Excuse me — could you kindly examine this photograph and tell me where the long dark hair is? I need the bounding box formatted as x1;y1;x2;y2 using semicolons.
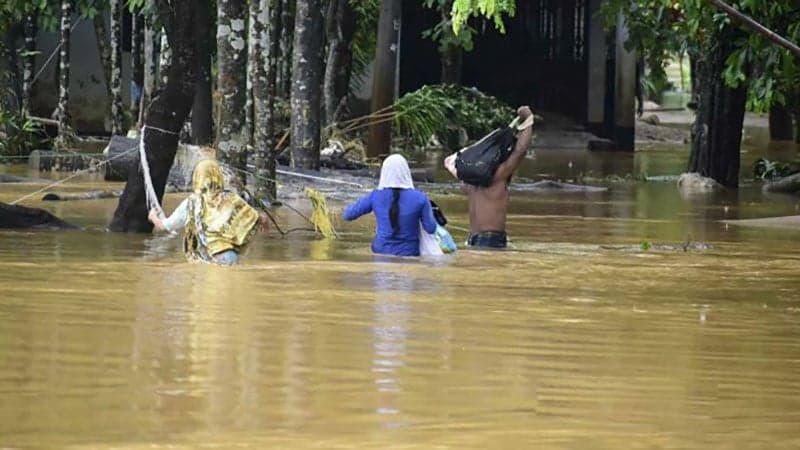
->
389;188;401;235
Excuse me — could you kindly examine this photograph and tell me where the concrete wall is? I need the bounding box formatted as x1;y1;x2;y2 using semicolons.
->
31;12;131;135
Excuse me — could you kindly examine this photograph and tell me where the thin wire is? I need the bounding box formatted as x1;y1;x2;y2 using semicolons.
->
31;17;83;85
10;145;139;205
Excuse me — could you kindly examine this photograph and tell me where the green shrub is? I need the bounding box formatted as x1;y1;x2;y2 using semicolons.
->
0;107;45;157
393;84;515;146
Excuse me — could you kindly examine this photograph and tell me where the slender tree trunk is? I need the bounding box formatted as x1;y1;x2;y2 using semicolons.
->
216;0;249;179
687;31;747;188
251;0;274;199
439;2;462;85
290;0;324;169
440;42;463;85
22;14;38;116
109;0;124;135
768;103;793;141
92;12;112;100
323;0;356;126
260;0;282;200
367;0;402;157
0;26;23;113
192;0;214;145
110;0;200;232
55;0;74;147
245;0;260;144
139;13;158;127
279;0;295;99
131;12;145;127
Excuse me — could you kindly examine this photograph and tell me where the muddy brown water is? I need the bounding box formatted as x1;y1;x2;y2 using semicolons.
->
2;140;800;449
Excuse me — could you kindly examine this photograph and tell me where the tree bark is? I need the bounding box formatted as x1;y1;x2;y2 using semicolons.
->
252;0;282;200
159;33;172;87
769;103;794;141
687;31;747;188
109;0;199;232
216;0;249;179
21;14;38;116
191;0;214;145
139;8;158;127
279;0;295;99
323;0;356;126
251;0;277;200
367;0;402;157
109;0;125;135
55;0;74;147
131;12;145;127
290;0;324;169
92;12;112;101
439;2;462;85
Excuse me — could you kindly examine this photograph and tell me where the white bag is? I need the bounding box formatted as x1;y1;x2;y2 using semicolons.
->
419;224;444;256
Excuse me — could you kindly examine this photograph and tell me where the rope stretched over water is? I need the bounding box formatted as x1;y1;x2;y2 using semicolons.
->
9;145;139;205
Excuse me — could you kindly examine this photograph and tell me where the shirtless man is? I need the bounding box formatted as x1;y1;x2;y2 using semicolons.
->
464;106;534;248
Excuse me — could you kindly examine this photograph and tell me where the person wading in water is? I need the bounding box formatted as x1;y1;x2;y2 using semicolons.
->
148;159;265;265
342;154;438;257
460;106;534;249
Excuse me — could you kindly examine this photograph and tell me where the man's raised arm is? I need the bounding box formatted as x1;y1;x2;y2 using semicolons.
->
494;106;534;183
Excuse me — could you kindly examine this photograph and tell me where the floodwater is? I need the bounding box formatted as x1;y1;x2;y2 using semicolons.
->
2;137;800;449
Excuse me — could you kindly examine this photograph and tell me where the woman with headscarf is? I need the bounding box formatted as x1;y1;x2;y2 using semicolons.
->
148;159;262;265
343;154;439;257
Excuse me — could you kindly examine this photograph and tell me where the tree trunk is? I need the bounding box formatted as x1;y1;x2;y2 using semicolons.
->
139;10;158;127
1;25;23;112
92;12;112;101
367;0;402;158
323;0;356;126
131;12;145;127
159;33;172;87
191;0;214;145
253;0;282;200
251;0;276;200
440;42;463;85
55;0;74;147
439;3;462;85
279;0;295;99
109;0;200;232
687;32;747;189
769;103;794;141
21;14;38;116
216;0;249;179
109;0;124;135
290;0;324;169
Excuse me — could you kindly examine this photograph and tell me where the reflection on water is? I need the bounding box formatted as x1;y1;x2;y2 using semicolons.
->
2;145;800;448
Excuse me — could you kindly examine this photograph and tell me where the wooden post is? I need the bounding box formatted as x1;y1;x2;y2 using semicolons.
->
367;0;402;158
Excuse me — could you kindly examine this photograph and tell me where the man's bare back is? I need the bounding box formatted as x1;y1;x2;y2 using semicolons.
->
465;106;534;248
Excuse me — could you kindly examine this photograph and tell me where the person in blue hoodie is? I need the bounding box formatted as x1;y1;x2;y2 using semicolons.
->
343;154;438;257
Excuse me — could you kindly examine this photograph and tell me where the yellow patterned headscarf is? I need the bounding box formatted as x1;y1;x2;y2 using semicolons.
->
184;159;259;260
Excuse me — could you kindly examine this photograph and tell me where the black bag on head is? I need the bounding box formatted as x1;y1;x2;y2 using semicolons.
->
454;126;516;187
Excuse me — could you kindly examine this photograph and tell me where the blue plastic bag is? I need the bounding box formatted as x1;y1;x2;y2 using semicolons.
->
434;225;457;253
